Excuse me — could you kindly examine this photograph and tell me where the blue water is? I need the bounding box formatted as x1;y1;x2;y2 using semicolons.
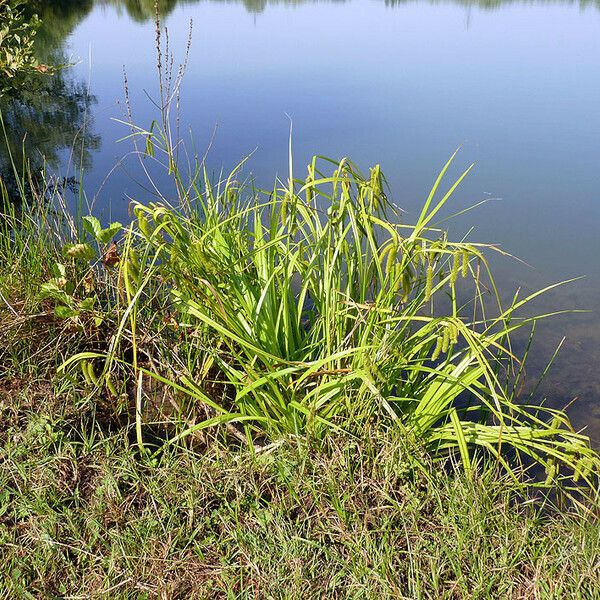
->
8;0;600;439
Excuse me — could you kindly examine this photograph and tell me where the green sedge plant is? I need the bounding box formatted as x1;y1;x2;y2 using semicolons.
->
54;127;599;503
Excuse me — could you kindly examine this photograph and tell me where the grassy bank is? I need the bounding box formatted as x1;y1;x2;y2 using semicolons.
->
1;382;599;598
1;146;599;596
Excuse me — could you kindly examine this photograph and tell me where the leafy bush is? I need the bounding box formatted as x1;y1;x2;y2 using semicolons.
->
0;0;50;95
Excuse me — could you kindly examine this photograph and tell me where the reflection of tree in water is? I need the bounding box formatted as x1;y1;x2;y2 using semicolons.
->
27;0;94;55
106;0;600;14
109;0;178;21
23;0;600;25
110;0;347;15
106;0;327;18
107;0;600;14
384;0;600;8
0;0;99;202
0;74;100;200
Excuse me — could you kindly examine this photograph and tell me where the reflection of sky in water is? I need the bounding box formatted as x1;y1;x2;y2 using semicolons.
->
38;0;600;440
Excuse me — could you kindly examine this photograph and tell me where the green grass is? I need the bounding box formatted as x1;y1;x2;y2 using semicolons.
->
1;152;599;598
0;380;599;598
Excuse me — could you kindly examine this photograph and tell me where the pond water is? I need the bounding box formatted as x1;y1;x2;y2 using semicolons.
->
2;0;600;442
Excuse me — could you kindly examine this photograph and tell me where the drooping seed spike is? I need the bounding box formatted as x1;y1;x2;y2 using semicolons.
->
450;322;459;345
462;249;469;278
451;252;460;285
432;335;443;361
425;263;434;301
441;327;450;353
387;244;398;275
